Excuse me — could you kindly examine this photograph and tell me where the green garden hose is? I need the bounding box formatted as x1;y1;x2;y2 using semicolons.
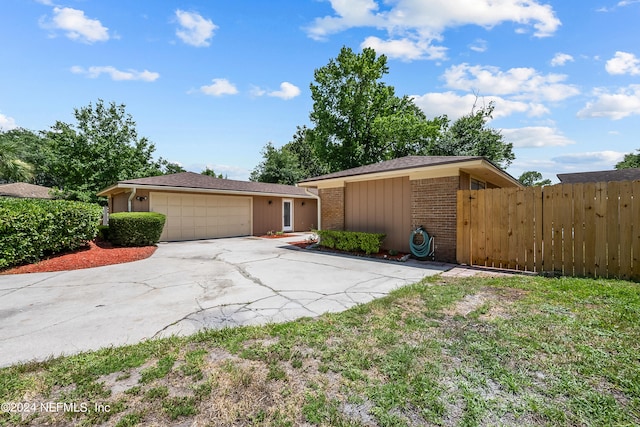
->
409;226;434;259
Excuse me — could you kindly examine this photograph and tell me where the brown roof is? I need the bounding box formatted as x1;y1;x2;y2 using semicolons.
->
101;172;315;198
300;155;492;182
557;168;640;184
0;182;53;199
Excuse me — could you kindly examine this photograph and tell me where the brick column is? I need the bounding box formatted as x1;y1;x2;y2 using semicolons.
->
319;187;345;230
411;177;459;262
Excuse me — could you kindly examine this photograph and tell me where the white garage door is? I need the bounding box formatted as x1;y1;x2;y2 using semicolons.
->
150;192;252;241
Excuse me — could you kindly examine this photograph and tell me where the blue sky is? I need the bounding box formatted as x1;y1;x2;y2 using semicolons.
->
1;0;639;182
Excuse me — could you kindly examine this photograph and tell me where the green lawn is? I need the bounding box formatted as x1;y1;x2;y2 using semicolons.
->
1;275;639;426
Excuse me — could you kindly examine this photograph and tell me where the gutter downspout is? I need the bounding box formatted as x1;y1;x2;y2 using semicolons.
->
304;188;321;231
127;188;136;212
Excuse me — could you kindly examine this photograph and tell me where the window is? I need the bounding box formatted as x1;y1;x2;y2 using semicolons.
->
470;178;486;190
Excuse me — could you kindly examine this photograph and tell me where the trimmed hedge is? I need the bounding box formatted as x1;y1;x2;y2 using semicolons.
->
0;198;101;269
315;229;385;255
109;212;166;247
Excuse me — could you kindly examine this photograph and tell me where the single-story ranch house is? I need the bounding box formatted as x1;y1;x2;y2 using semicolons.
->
298;156;521;262
98;172;318;241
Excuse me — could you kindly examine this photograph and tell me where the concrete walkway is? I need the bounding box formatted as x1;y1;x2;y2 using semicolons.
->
0;234;451;367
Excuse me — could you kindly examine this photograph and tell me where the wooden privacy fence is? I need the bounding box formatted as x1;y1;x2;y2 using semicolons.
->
457;181;640;280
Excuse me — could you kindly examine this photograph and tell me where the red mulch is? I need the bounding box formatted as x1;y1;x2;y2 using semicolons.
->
0;240;157;275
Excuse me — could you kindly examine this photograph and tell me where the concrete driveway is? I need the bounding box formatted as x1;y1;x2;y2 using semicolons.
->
0;234;450;367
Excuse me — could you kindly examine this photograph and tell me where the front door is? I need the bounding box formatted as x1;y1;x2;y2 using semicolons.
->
282;199;293;232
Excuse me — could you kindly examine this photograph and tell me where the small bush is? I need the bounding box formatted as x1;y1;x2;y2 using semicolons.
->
109;212;166;247
315;230;385;255
0;198;101;269
97;225;110;241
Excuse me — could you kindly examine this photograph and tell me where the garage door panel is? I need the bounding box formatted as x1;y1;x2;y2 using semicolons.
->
151;192;251;241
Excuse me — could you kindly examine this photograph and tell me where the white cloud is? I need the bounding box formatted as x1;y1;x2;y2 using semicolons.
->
551;151;626;166
469;39;488;53
551;52;574;67
501;127;575;148
0;113;18;130
200;78;238;96
361;36;447;61
605;51;640;75
268;82;301;100
40;7;109;43
71;66;159;82
443;63;580;102
411;92;548;120
306;0;560;61
175;10;217;47
577;84;640;120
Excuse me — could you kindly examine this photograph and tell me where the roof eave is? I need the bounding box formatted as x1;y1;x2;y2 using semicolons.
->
97;183;316;199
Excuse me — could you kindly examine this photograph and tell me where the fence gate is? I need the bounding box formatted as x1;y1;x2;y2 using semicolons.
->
457;181;640;280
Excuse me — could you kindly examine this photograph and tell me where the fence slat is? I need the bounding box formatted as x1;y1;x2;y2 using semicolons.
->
456;190;471;265
474;189;487;266
558;184;574;276
594;182;608;278
542;185;554;274
607;181;621;277
484;189;495;268
572;183;585;277
533;186;544;273
633;181;640;280
619;181;633;280
492;189;503;268
516;187;526;270
583;183;597;278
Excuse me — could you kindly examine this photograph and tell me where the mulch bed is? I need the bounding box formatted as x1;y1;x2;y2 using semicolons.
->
0;239;157;275
288;240;411;262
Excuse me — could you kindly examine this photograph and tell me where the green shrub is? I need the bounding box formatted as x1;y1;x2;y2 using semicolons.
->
0;198;101;269
109;212;166;247
97;225;110;241
314;230;385;255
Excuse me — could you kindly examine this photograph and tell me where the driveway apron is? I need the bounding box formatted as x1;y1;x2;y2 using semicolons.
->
0;235;450;367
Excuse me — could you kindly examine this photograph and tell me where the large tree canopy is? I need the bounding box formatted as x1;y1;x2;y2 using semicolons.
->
518;171;551;187
616;149;640;169
45;100;164;202
0;131;35;183
308;46;442;172
432;103;515;168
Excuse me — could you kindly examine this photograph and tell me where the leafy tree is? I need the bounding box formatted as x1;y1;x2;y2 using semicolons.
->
284;126;329;178
0;128;57;186
615;149;640;169
44;100;164;203
309;46;441;172
0;137;34;183
431;103;515;168
250;142;304;185
518;171;551;186
201;167;226;179
162;162;186;174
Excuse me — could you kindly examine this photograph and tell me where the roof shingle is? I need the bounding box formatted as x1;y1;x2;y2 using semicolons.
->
557;168;640;184
0;182;53;199
300;155;485;182
113;172;314;197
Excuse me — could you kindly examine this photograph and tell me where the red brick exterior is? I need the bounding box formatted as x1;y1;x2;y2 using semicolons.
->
411;176;459;262
319;187;345;230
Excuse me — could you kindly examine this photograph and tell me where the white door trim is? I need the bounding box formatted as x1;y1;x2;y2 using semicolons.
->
282;199;293;232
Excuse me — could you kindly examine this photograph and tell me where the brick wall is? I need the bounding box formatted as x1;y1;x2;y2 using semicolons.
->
411;176;459;262
319;187;345;230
